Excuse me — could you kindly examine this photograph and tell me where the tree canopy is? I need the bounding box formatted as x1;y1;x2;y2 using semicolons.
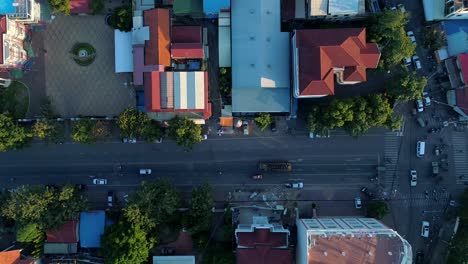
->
101;219;155;264
48;0;70;15
71;119;96;144
388;69;428;102
367;9;415;69
117;108;163;141
366;201;390;219
0;113;31;152
168;116;203;149
254;113;272;131
187;183;213;234
127;179;181;234
307;94;395;137
110;5;133;32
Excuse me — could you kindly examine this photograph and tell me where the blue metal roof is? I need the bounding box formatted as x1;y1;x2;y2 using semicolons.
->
443;20;468;56
0;0;15;14
203;0;230;15
79;211;106;248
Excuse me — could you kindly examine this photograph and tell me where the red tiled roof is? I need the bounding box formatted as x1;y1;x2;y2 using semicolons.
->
236;229;291;264
70;0;91;14
237;247;292;264
0;250;21;264
295;28;380;96
46;220;79;243
144;71;161;111
459;53;468;87
0;15;7;65
172;43;204;58
172;26;202;43
456;88;468;115
144;8;171;67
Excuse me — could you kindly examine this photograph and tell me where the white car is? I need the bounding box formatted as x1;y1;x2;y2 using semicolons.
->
285;182;304;189
416;99;424;112
423;92;431;106
139;169;152;175
410;170;417;187
413;56;422;70
406;31;416;43
107;191;113;207
403;57;411;67
354;197;362;209
421;221;430;237
93;178;107;185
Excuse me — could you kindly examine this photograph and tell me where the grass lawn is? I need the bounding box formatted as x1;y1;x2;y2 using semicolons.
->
0;81;29;119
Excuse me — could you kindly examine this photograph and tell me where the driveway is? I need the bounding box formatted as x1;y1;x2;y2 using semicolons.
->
43;15;134;117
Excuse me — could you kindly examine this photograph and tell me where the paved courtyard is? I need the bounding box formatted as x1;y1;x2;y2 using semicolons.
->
43;15;134;117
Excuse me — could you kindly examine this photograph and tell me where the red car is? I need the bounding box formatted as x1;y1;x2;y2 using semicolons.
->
252;174;263;180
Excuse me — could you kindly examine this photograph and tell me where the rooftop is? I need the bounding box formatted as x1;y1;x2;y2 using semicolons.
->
0;250;34;264
171;26;204;59
79;211;105;248
46;220;79;243
143;8;171;67
231;0;291;113
293;28;380;97
443;20;468;56
70;0;91;14
0;16;6;65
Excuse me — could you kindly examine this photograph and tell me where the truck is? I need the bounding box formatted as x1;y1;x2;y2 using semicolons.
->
258;161;292;172
432;162;439;176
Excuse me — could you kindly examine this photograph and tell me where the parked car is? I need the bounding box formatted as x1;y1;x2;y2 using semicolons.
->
423;92;431;106
285;182;304;189
421;221;430;237
270;121;277;132
403;57;412;67
242;121;249;135
354;197;362;209
93;178;107;185
75;184;86;191
413;56;422;70
406;31;416;43
360;187;375;198
416;99;424;112
410;170;417;187
107;191;114;207
391;4;406;13
139;169;152;175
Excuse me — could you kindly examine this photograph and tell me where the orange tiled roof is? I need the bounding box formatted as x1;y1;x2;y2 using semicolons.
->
143;8;171;67
295;28;380;96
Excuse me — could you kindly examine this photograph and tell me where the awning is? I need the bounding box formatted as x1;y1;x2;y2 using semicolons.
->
220;117;233;127
114;30;134;73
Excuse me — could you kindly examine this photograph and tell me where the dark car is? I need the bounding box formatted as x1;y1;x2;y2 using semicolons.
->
75;184;86;191
415;251;424;264
270;121;277;132
360;187;374;198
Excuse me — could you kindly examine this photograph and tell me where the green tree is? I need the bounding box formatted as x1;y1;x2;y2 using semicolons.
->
188;183;213;234
367;9;415;69
388;69;428;102
322;99;354;128
141;120;163;142
48;0;70;15
71;119;96;144
202;245;235;264
254;113;272;131
91;121;110;139
168;116;202;149
0;114;31;152
117;108;147;138
128;180;180;234
42;185;86;230
385;113;404;131
33;119;54;139
90;0;104;14
366;201;390;219
16;223;45;258
110;5;133;32
101;220;155;264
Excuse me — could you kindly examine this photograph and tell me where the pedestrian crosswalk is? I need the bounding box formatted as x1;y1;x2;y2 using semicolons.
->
452;133;468;184
383;133;401;194
395;191;450;208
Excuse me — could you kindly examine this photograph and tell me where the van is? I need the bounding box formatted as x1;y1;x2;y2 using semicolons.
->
416;141;425;157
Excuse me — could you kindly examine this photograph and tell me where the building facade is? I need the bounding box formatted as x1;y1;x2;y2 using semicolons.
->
0;15;27;69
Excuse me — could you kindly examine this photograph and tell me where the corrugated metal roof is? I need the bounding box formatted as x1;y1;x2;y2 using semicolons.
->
79;211;105;248
171;43;204;58
173;0;203;16
172;26;202;43
46;220;79;243
44;243;78;254
114;30;133;73
219;17;231;67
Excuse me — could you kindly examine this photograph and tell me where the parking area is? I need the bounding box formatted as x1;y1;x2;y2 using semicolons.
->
43;15;134;117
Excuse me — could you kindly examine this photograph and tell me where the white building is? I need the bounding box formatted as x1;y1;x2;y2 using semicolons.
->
0;15;27;69
296;217;412;264
5;0;41;24
307;0;366;20
423;0;468;21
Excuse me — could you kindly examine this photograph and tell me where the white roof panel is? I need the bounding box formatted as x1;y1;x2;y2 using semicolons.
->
219;26;231;67
328;0;360;15
114;30;133;73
